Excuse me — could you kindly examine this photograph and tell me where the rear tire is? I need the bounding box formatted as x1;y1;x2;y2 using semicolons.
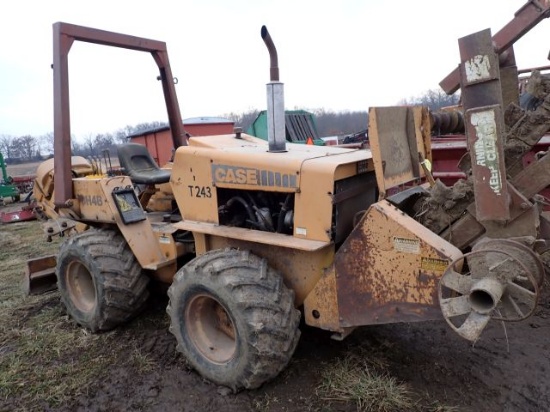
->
167;249;301;391
56;229;149;332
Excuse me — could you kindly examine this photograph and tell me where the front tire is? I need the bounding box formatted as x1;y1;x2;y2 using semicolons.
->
167;249;301;391
56;229;149;332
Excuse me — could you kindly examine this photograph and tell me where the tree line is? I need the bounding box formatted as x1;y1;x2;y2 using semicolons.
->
0;89;458;163
397;89;460;111
224;89;459;137
224;108;369;137
0;122;165;164
1;110;370;163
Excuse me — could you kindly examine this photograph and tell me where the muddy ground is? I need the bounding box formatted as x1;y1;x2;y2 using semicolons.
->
3;218;550;412
5;279;550;412
2;163;550;411
64;291;550;412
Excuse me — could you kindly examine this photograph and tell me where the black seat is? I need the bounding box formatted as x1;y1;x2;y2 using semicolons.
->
117;143;171;185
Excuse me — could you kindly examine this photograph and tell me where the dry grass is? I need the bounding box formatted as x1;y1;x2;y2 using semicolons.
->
0;220;166;411
5;161;41;177
253;393;281;412
317;351;413;412
316;347;458;412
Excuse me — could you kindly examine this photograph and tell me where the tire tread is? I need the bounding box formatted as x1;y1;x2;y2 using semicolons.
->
167;248;300;390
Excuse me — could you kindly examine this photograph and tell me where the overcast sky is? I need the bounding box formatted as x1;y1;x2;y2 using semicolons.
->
1;0;550;139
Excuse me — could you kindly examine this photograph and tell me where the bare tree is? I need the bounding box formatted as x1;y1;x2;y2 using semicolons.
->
71;139;87;157
0;134;13;159
11;135;37;161
224;110;260;132
313;109;368;137
38;132;55;155
114;129;127;145
112;121;168;144
93;133;114;152
82;134;94;156
398;89;460;111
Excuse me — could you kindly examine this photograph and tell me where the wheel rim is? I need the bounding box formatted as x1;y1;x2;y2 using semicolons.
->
66;260;97;313
185;294;237;364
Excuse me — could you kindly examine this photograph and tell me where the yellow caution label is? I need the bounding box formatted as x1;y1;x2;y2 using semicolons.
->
421;257;449;272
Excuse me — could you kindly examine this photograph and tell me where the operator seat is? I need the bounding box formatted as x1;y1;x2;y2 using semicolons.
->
117;143;171;185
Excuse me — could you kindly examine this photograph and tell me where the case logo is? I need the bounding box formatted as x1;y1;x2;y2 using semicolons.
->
212;165;297;188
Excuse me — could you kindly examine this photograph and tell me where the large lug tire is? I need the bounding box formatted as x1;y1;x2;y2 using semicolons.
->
56;229;149;332
167;249;301;391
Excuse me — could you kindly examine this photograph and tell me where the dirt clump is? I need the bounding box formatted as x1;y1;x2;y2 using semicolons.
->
414;179;474;235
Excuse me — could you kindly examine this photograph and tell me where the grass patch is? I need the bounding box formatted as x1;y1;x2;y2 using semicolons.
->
424;402;460;412
316;345;459;412
130;347;157;374
0;222;61;310
0;221;94;408
317;351;413;412
253;393;280;412
0;221;169;411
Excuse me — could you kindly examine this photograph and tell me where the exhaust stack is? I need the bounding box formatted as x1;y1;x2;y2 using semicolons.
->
261;26;286;152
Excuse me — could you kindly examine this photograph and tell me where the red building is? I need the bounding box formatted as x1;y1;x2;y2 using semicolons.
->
128;117;234;166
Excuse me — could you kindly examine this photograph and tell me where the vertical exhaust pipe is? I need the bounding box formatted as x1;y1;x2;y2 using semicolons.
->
261;26;286;152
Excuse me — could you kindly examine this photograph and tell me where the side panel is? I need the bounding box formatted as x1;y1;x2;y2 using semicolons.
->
171;149;219;223
73;177;169;270
307;200;462;330
303;267;342;332
368;106;431;198
296;155;374;243
294;161;335;242
73;178;117;221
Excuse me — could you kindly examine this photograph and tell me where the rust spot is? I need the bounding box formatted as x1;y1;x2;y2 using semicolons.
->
334;203;456;327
